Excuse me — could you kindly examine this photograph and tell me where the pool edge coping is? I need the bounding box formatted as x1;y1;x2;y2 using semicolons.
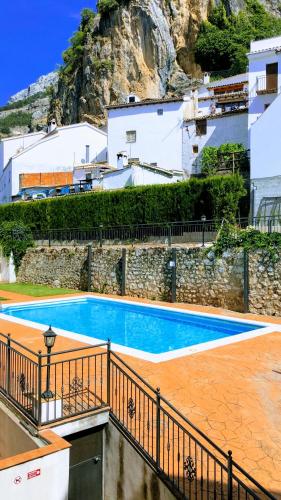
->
0;294;280;363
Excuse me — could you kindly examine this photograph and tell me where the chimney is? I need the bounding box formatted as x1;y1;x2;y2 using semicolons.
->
203;72;210;85
48;119;57;133
127;94;140;104
117;151;128;170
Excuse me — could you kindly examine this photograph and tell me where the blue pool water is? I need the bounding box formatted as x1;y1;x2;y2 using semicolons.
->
3;298;261;354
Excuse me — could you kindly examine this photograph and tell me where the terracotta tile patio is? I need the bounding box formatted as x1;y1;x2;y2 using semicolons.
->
0;289;281;495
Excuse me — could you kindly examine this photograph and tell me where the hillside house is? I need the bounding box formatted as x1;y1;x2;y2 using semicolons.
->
106;83;249;177
0;122;107;203
248;35;281;217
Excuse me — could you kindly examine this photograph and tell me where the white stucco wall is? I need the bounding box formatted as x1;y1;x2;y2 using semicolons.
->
183;112;249;175
91;165;182;190
248;44;281;128
107;101;185;171
251;91;281;180
0;448;69;500
0;123;107;201
0;132;45;174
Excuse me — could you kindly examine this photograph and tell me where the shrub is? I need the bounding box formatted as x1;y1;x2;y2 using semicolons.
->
201;143;249;176
60;8;95;77
0;91;49;112
0;175;247;231
0;112;32;132
98;0;120;15
195;0;281;75
0;221;34;270
213;223;281;258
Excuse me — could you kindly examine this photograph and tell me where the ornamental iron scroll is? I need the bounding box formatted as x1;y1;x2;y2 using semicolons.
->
70;376;83;394
18;373;26;393
127;397;136;419
184;456;196;481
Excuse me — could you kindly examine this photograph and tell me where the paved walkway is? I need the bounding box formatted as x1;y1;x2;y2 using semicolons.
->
0;291;280;495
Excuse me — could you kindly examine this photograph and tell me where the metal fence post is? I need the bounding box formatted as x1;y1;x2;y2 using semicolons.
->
243;249;249;314
268;218;272;234
99;224;103;248
107;340;111;406
168;225;172;247
121;248;127;296
37;351;42;425
156;387;161;469
87;243;93;292
48;231;51;248
227;450;233;499
6;334;11;394
171;248;177;303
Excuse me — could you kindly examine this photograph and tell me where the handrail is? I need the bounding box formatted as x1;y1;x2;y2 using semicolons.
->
0;334;276;497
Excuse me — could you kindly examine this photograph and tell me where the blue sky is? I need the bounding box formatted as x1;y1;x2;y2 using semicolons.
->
0;0;97;105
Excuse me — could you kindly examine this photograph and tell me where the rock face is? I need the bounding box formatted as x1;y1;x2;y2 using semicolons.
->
9;71;58;103
53;0;209;126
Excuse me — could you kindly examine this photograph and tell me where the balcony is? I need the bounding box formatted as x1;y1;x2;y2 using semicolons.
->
256;75;278;95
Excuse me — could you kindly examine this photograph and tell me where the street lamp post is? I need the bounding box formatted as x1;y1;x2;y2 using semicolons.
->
42;326;57;400
201;215;206;247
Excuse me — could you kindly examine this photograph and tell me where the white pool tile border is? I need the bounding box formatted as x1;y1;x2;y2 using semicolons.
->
0;294;280;363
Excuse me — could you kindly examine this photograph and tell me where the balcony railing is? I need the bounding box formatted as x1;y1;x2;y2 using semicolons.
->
256;75;278;94
0;333;277;498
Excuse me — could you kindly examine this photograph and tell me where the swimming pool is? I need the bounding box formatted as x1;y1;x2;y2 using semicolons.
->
0;296;273;362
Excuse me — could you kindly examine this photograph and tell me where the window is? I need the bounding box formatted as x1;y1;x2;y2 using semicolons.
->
192;145;199;154
195;119;207;136
157;109;164;116
126;130;136;143
85;145;90;163
129;96;136;103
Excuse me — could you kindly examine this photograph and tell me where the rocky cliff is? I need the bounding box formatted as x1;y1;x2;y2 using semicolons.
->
0;72;58;137
8;71;58;103
52;0;210;126
50;0;281;127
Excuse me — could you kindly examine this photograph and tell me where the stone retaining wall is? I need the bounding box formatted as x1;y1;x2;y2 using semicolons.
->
18;246;88;290
17;245;281;316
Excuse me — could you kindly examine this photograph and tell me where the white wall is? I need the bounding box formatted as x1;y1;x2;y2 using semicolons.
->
107;101;185;171
251;91;281;179
248;50;281;128
184;112;249;175
0;448;69;500
0;123;107;200
0;132;45;174
92;166;182;190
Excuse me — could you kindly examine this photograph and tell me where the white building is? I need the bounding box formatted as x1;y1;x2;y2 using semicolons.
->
0;131;46;176
107;97;190;172
89;162;183;190
248;35;281;216
107;81;249;178
0;122;107;203
184;110;248;175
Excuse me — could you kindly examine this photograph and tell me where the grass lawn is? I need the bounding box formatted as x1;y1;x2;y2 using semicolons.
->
0;283;82;297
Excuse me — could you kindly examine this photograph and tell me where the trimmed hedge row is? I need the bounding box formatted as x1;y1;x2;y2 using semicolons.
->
0;175;247;230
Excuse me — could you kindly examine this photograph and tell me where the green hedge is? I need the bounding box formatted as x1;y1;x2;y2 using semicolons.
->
0;175;247;231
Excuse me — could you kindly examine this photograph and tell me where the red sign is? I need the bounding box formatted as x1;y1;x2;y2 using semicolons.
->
27;469;41;480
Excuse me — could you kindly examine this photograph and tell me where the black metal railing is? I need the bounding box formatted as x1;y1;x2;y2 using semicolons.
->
30;216;281;248
32;219;248;248
0;334;276;498
0;333;108;425
108;350;276;500
252;215;281;234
